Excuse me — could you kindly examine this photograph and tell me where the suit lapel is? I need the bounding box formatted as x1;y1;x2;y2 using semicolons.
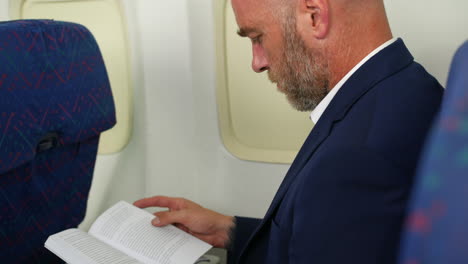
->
239;38;414;261
263;114;333;221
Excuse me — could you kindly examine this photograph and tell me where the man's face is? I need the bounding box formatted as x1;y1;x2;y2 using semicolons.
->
232;0;330;112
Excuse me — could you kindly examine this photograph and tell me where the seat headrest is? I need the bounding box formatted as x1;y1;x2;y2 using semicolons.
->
0;20;116;174
445;41;468;101
398;40;468;264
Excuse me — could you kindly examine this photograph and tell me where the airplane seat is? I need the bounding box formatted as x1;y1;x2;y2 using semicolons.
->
399;41;468;264
0;20;116;263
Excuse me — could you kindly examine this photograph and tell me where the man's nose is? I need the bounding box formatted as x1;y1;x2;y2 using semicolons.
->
252;44;269;73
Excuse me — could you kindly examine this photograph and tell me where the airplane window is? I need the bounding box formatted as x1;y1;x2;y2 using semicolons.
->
11;0;133;154
214;0;312;164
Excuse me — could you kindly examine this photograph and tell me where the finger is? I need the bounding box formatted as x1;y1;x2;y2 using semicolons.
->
133;195;166;208
133;196;181;210
153;210;188;227
174;223;190;233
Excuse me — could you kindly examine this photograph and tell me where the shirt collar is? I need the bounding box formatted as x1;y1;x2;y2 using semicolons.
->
310;38;398;124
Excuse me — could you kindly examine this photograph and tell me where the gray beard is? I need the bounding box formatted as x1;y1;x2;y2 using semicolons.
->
269;16;330;112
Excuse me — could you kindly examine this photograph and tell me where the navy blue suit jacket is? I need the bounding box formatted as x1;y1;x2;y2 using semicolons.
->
228;39;443;264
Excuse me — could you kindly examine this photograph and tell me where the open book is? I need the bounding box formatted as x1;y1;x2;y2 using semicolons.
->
45;201;212;264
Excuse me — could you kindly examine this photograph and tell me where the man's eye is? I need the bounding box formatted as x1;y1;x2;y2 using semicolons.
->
252;35;263;44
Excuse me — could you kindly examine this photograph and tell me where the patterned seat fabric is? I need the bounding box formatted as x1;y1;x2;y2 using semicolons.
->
0;20;116;263
399;41;468;264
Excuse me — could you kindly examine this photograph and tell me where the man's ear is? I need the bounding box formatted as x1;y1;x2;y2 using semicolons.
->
298;0;329;39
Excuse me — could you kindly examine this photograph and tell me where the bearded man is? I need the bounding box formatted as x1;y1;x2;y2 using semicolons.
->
134;0;443;263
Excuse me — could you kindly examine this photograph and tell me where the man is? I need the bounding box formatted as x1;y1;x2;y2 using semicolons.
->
134;0;443;263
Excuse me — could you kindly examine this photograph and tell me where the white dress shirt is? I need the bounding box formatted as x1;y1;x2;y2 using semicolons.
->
310;38;398;124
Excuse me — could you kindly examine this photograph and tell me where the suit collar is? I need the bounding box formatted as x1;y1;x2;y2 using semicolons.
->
310;38;398;124
324;38;414;124
239;38;414;261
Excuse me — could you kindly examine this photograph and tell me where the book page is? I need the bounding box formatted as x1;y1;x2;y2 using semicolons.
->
45;228;141;264
89;201;212;264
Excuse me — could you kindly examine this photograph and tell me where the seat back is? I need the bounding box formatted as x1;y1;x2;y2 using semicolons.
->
399;41;468;264
0;20;116;263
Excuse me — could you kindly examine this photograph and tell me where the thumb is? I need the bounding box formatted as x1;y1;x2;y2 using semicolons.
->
153;210;188;227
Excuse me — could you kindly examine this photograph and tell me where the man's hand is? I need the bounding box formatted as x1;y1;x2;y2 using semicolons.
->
133;196;235;248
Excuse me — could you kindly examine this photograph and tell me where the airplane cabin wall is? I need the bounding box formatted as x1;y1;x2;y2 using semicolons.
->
385;0;468;86
0;2;7;19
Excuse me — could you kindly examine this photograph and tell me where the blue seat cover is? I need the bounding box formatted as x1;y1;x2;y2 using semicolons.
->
0;20;116;263
399;41;468;264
